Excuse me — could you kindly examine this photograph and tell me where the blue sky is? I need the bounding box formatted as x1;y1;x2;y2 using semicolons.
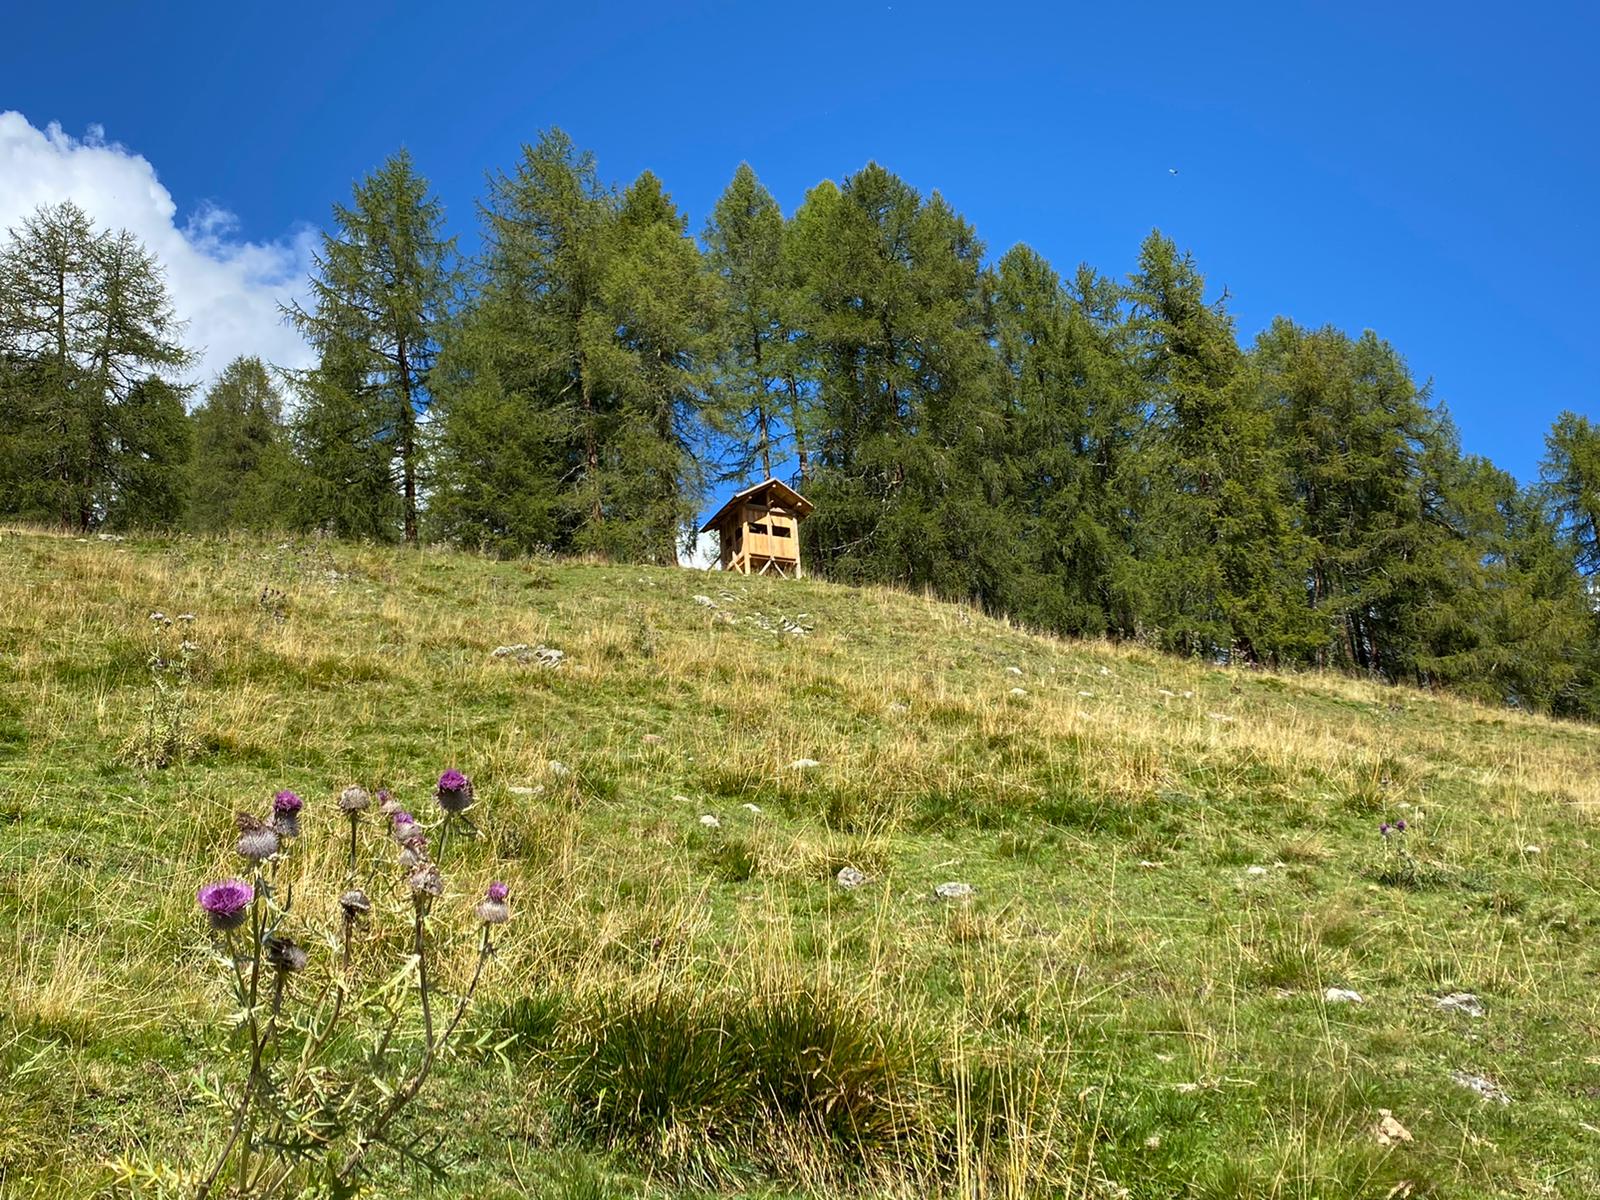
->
3;0;1597;498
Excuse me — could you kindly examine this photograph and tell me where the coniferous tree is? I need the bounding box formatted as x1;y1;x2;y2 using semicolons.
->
287;151;455;543
0;202;191;528
187;356;296;532
434;132;715;561
1540;412;1600;577
1127;233;1311;661
993;246;1144;636
704;164;801;482
598;171;719;563
108;375;192;528
433;130;614;554
789;166;1014;605
1258;320;1447;674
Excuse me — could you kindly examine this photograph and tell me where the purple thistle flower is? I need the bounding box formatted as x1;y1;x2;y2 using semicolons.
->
197;878;253;931
435;769;474;815
1395;819;1408;832
376;788;397;815
1379;822;1392;838
477;881;510;926
391;810;420;843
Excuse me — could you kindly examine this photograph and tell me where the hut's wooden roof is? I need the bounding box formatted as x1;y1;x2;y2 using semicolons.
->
699;478;814;533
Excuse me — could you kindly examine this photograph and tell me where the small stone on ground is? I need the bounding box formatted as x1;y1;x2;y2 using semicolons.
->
1451;1071;1511;1105
1435;992;1486;1018
1373;1110;1413;1146
836;866;867;889
1324;987;1363;1004
934;881;975;901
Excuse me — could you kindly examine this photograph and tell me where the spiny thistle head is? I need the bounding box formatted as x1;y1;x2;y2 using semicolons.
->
391;810;420;843
235;813;280;862
476;881;511;926
398;836;429;869
197;878;253;931
265;935;308;973
338;785;371;815
435;769;474;815
272;790;303;838
377;788;398;815
339;889;371;920
408;862;443;898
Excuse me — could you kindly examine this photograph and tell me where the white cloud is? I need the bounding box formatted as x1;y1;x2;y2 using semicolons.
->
0;111;316;395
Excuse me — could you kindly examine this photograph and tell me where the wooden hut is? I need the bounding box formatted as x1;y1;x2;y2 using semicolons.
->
700;478;814;577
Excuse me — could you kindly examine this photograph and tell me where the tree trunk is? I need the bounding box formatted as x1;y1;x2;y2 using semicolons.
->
786;372;808;484
396;338;418;544
581;356;601;526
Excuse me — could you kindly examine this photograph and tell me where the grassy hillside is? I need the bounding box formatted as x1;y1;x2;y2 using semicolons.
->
1;528;1597;1199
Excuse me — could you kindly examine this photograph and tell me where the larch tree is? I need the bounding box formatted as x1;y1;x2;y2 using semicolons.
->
704;163;793;482
287;150;456;543
1540;411;1600;577
0;201;192;528
188;355;296;532
599;170;719;564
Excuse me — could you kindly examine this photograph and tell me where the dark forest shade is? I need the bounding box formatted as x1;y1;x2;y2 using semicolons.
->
3;132;1599;718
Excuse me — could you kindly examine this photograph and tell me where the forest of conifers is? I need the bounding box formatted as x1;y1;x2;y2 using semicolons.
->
4;129;1600;716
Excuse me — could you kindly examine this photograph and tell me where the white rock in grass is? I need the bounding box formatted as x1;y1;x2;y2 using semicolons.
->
1373;1110;1413;1146
1157;688;1177;698
547;760;571;779
1245;865;1269;877
1324;987;1363;1005
1523;844;1542;856
671;794;690;804
742;803;762;814
789;758;821;770
699;813;721;829
835;866;867;890
1006;665;1024;676
693;594;717;608
1077;690;1094;698
1450;1071;1511;1105
934;881;975;901
1435;992;1486;1018
1009;687;1028;697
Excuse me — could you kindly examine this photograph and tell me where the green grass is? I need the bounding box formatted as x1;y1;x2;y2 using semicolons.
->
1;527;1598;1197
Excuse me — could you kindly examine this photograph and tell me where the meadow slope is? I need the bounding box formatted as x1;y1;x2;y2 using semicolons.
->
1;529;1597;1199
